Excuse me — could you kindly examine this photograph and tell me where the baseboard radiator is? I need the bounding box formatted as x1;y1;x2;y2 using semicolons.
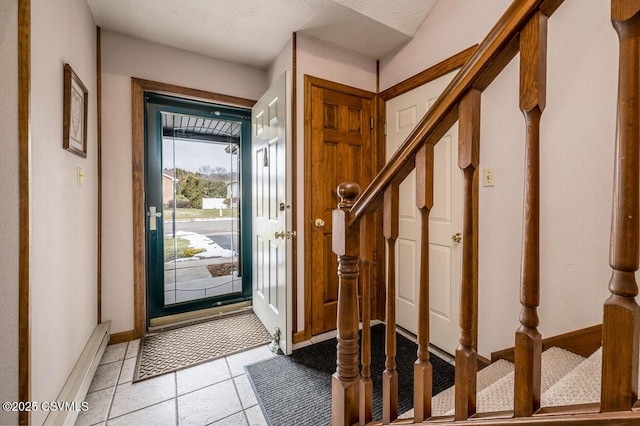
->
44;321;110;426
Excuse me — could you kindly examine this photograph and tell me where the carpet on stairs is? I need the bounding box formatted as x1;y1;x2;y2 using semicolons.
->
401;346;588;418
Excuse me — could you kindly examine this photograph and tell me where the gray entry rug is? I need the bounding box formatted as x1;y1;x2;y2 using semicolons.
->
134;312;271;382
246;324;455;426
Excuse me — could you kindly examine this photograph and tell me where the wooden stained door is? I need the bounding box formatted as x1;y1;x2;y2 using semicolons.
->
385;70;463;355
305;76;375;336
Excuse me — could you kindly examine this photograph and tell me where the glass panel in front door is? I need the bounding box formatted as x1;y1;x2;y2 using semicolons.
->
162;112;241;306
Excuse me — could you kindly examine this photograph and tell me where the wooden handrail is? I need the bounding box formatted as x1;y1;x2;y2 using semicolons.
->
348;0;564;227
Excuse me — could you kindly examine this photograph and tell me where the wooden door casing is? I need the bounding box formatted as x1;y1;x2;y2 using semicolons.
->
305;76;376;336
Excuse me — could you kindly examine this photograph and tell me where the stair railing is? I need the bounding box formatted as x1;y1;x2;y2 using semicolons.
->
331;0;640;424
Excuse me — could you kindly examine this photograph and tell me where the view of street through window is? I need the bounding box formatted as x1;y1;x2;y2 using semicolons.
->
162;113;241;305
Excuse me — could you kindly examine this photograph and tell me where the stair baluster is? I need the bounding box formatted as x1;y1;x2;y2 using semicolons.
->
454;89;481;421
331;182;361;426
359;212;374;425
514;9;547;418
382;183;399;424
413;144;435;422
602;0;640;412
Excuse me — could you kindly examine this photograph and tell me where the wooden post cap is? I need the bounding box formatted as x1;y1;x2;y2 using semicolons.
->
337;182;360;208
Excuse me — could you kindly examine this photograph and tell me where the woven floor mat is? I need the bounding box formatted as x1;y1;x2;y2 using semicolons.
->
134;312;271;382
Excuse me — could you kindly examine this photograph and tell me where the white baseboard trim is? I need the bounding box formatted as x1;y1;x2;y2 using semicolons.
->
44;321;110;426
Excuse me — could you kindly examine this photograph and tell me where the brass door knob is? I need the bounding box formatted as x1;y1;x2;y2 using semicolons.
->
315;218;325;228
452;232;462;243
274;230;286;240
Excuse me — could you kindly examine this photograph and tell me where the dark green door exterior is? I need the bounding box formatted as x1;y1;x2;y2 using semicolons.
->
145;93;252;323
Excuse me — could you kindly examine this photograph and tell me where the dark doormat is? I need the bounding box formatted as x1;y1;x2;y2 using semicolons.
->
134;312;271;382
245;324;455;426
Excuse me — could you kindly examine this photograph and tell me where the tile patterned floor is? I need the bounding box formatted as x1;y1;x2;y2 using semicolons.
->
75;340;275;426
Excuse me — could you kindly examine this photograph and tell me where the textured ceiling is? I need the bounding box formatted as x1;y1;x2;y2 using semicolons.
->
86;0;437;69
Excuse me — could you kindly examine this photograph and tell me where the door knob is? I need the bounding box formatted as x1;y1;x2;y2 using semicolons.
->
315;218;325;228
452;232;462;243
275;230;296;240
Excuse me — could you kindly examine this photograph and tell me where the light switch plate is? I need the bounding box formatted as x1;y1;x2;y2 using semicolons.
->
483;168;495;187
77;167;85;186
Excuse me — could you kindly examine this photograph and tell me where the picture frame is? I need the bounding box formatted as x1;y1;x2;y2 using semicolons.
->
63;63;88;158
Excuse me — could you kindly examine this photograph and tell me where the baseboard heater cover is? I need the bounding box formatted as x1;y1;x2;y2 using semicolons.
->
44;321;110;426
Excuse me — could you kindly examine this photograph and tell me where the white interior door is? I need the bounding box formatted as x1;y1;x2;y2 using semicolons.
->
386;71;463;355
252;72;292;354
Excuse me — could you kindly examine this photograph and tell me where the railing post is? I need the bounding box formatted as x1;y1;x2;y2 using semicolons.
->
515;9;547;418
332;182;361;426
413;144;434;422
359;212;374;425
602;0;640;412
455;89;481;421
382;183;399;424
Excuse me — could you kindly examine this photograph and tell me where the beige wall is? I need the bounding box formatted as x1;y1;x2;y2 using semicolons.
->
294;34;377;331
30;0;99;423
380;0;618;357
101;31;268;334
268;37;292;86
0;0;20;424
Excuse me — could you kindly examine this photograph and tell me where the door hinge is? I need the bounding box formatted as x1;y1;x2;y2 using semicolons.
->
370;118;374;129
384;123;387;136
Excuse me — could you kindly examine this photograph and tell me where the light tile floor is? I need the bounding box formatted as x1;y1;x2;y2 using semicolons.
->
75;340;275;426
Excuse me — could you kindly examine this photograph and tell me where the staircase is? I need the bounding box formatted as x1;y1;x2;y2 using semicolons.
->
400;345;613;418
329;0;640;424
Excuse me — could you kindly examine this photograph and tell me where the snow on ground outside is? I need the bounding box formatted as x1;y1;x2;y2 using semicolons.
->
174;230;236;259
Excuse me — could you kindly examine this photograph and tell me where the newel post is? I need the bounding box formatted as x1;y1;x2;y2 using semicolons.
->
602;0;640;412
332;182;361;426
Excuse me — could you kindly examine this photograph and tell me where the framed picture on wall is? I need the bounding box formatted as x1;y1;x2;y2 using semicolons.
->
63;63;88;158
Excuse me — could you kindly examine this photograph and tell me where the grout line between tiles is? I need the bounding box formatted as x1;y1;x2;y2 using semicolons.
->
106;399;178;425
175;371;179;426
103;344;126;423
227;353;254;426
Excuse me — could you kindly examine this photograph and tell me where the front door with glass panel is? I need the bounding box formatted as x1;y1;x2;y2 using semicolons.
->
145;94;252;323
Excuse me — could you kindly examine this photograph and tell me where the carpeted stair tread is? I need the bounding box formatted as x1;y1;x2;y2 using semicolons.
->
460;347;585;414
541;347;589;394
399;358;514;419
434;358;515;416
541;347;602;407
432;347;585;415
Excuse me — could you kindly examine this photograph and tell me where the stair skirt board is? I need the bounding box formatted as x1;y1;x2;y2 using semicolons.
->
400;346;586;419
44;321;110;426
